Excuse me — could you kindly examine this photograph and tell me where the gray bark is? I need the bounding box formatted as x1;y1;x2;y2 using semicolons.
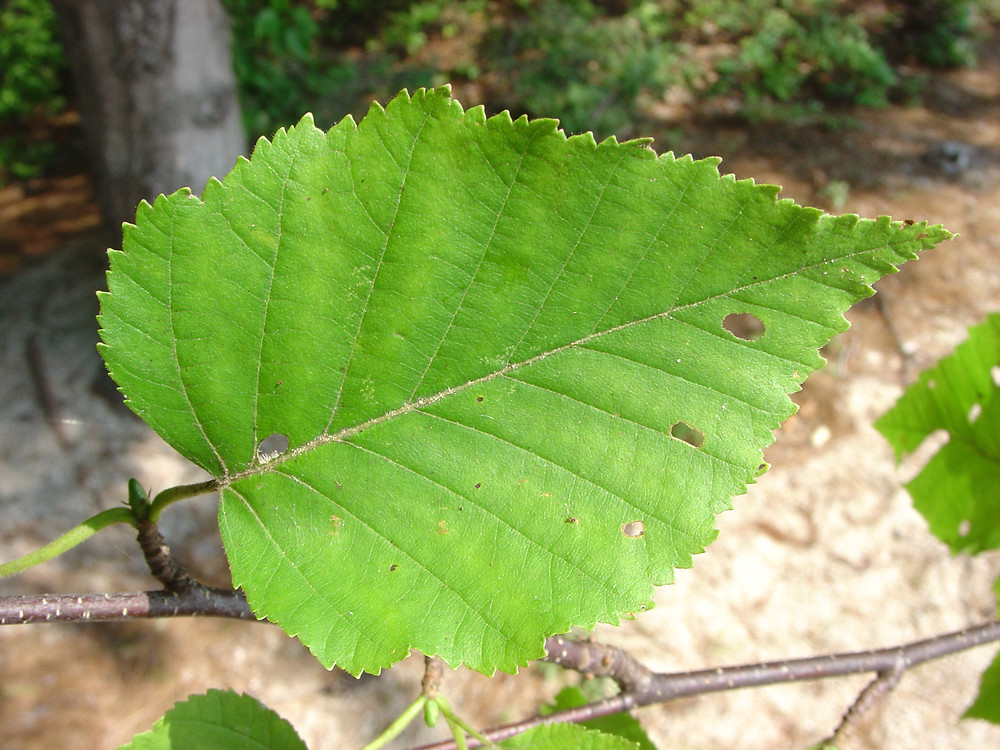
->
51;0;246;228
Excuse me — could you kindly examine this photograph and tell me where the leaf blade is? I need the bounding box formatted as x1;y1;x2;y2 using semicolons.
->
875;313;1000;553
100;86;951;675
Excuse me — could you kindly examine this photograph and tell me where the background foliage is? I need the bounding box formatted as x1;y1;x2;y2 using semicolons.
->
2;0;999;183
0;0;66;181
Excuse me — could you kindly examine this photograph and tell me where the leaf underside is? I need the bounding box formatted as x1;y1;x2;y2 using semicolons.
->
98;86;949;675
876;313;1000;554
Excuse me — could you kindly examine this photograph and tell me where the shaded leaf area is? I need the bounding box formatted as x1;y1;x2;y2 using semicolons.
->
876;313;1000;554
500;722;638;749
542;686;655;749
121;689;306;750
98;87;948;675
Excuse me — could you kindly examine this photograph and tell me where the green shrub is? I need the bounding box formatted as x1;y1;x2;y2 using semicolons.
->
479;0;996;132
223;0;461;139
882;0;980;68
709;1;899;119
1;0;997;185
483;0;684;139
0;0;68;182
0;0;66;121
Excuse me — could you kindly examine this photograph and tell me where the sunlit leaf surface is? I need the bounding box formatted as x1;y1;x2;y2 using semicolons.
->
99;87;949;674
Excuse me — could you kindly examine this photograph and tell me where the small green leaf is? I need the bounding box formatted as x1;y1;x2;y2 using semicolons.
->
965;586;1000;725
542;686;655;749
128;478;150;519
875;313;1000;553
99;86;949;675
119;689;306;750
500;722;638;749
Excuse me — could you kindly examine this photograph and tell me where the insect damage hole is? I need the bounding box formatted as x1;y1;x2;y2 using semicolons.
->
257;432;289;463
622;521;644;538
670;421;705;448
723;312;765;341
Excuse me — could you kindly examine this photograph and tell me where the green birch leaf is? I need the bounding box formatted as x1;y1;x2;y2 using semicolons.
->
499;722;638;749
543;686;655;749
98;86;949;676
875;313;1000;553
120;689;306;750
966;587;1000;724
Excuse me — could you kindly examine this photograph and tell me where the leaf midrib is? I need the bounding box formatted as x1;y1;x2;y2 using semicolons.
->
220;230;883;486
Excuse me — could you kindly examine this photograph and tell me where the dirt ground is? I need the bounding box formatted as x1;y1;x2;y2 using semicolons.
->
2;52;1000;750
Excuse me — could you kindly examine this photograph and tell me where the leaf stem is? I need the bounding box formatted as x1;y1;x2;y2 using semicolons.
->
437;696;497;749
0;507;137;578
361;696;427;750
148;479;218;522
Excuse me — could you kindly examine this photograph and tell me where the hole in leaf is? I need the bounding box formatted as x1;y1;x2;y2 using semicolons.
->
958;519;971;537
723;312;765;341
992;366;1000;388
622;520;644;538
968;403;982;423
257;432;289;463
670;421;704;448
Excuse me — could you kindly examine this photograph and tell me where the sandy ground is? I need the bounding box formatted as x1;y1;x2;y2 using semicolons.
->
3;57;1000;750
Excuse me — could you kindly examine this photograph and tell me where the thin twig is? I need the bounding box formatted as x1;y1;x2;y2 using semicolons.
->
1;513;253;624
409;621;1000;750
423;655;445;700
2;515;997;750
827;661;906;745
544;635;653;694
25;334;71;451
0;587;253;624
410;695;637;750
135;517;195;592
872;291;914;382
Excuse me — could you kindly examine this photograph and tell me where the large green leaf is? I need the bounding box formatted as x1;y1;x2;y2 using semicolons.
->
120;689;306;750
875;313;1000;553
98;86;949;675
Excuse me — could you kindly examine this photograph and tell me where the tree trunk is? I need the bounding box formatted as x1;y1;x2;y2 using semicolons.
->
50;0;246;229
